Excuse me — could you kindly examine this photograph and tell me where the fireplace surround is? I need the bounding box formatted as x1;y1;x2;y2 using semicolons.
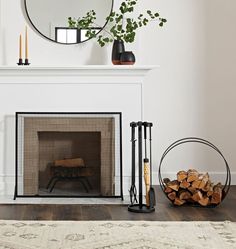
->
0;66;156;198
15;112;123;199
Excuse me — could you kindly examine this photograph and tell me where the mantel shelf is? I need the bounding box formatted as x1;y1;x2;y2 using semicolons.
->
0;65;159;84
0;65;158;69
0;65;158;75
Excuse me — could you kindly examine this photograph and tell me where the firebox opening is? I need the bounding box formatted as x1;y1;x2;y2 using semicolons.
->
38;131;101;196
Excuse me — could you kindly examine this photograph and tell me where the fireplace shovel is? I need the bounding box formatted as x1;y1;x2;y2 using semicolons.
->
144;122;156;208
148;123;156;207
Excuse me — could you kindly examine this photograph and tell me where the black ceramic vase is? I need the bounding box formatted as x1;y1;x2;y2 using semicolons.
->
112;40;125;65
120;51;136;65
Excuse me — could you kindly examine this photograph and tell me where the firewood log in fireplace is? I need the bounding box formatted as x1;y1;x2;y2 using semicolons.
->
52;158;93;178
54;158;85;168
164;169;223;206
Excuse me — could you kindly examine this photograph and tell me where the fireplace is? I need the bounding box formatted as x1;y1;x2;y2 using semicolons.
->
15;112;122;198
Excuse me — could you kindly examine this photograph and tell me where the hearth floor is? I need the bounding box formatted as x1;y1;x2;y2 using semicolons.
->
0;195;130;205
38;187;101;196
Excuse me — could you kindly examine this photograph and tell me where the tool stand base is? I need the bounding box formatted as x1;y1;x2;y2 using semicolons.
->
128;204;155;213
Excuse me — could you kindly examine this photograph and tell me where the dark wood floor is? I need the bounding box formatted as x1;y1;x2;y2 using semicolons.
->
0;186;235;221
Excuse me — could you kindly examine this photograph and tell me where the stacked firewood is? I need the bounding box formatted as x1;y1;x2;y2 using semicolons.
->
163;169;223;206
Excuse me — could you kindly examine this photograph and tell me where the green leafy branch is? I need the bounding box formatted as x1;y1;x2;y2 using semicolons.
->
68;0;167;47
68;10;96;30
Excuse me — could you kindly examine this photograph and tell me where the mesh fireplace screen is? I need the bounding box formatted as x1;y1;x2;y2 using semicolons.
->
15;112;123;198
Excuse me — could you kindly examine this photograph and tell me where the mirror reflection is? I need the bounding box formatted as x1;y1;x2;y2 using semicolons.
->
24;0;113;44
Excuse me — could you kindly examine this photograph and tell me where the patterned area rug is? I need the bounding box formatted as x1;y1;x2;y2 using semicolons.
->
0;220;235;249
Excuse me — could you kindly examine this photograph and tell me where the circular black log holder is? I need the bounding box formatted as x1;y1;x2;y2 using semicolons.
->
128;121;155;213
158;137;231;207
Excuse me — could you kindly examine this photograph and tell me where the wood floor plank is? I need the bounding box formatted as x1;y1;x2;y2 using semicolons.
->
0;186;235;221
52;205;82;220
0;205;19;220
81;205;112;220
11;205;51;220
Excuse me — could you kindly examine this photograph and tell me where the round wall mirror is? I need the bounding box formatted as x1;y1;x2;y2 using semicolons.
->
24;0;113;44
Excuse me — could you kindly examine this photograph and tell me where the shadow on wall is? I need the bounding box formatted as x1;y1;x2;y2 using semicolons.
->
85;43;108;65
0;0;5;64
20;0;33;32
1;29;7;65
0;118;6;194
204;0;236;181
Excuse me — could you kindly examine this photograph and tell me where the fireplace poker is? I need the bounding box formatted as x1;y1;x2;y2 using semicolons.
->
138;121;143;209
129;122;138;205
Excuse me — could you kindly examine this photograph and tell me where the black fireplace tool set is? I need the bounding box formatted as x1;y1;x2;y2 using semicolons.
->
128;121;156;213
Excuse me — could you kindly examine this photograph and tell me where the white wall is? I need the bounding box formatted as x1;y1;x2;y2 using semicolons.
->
0;0;236;184
140;0;236;184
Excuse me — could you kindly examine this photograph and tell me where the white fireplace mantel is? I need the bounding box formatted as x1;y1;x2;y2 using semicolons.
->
0;65;158;84
0;65;158;197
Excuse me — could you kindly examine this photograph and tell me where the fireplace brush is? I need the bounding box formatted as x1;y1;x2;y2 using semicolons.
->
143;122;156;208
148;122;156;207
